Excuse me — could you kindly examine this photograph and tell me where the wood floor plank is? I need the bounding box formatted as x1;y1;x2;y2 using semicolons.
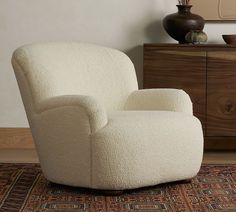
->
0;149;38;163
0;128;235;164
0;128;34;149
0;149;235;164
203;151;236;164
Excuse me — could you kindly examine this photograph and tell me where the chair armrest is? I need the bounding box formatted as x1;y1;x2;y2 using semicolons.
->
124;89;193;115
35;95;108;133
29;95;107;186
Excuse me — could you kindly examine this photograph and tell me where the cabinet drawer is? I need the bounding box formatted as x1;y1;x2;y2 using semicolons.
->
207;51;236;136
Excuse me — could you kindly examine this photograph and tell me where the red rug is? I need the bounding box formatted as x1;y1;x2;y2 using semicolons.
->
0;164;235;212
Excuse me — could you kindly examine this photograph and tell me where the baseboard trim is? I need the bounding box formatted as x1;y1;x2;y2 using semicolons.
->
0;128;34;149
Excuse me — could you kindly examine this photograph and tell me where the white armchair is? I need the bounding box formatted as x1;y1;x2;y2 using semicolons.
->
12;42;203;191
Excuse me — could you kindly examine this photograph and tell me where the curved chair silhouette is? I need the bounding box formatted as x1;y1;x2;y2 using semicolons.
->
12;42;203;191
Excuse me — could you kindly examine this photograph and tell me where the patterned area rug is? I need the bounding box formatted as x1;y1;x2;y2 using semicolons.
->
0;164;235;212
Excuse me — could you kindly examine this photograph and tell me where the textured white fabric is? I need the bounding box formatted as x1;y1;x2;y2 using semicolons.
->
12;42;138;113
12;42;203;190
92;111;203;189
32;106;92;187
37;95;107;133
30;95;107;187
125;89;193;115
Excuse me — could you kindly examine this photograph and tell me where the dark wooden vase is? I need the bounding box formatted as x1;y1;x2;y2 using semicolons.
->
163;5;205;44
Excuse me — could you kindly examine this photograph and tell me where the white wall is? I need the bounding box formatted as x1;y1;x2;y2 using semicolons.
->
0;0;236;127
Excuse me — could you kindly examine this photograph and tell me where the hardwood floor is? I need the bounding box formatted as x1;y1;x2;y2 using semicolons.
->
0;149;235;164
0;149;38;163
203;151;236;164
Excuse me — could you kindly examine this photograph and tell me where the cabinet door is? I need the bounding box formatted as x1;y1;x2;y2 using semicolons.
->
144;49;207;131
207;51;236;136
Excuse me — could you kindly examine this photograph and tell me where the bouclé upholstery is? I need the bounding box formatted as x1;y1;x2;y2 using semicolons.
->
12;42;203;190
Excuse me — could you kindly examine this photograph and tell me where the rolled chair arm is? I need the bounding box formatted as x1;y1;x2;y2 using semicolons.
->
28;95;107;187
35;95;108;133
124;89;193;115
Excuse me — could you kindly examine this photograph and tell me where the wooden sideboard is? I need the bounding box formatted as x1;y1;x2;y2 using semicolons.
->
144;44;236;150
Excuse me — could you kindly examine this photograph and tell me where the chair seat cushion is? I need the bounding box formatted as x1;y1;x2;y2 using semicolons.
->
91;111;203;190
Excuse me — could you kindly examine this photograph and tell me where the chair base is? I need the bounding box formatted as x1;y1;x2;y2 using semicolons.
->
100;190;124;196
182;179;192;183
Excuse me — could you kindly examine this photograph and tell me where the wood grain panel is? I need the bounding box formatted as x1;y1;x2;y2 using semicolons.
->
0;128;34;149
207;51;236;136
144;46;207;132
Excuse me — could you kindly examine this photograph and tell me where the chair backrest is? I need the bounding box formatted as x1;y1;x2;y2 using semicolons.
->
12;42;138;115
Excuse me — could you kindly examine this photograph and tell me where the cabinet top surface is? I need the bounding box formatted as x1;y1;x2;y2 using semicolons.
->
144;43;236;50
